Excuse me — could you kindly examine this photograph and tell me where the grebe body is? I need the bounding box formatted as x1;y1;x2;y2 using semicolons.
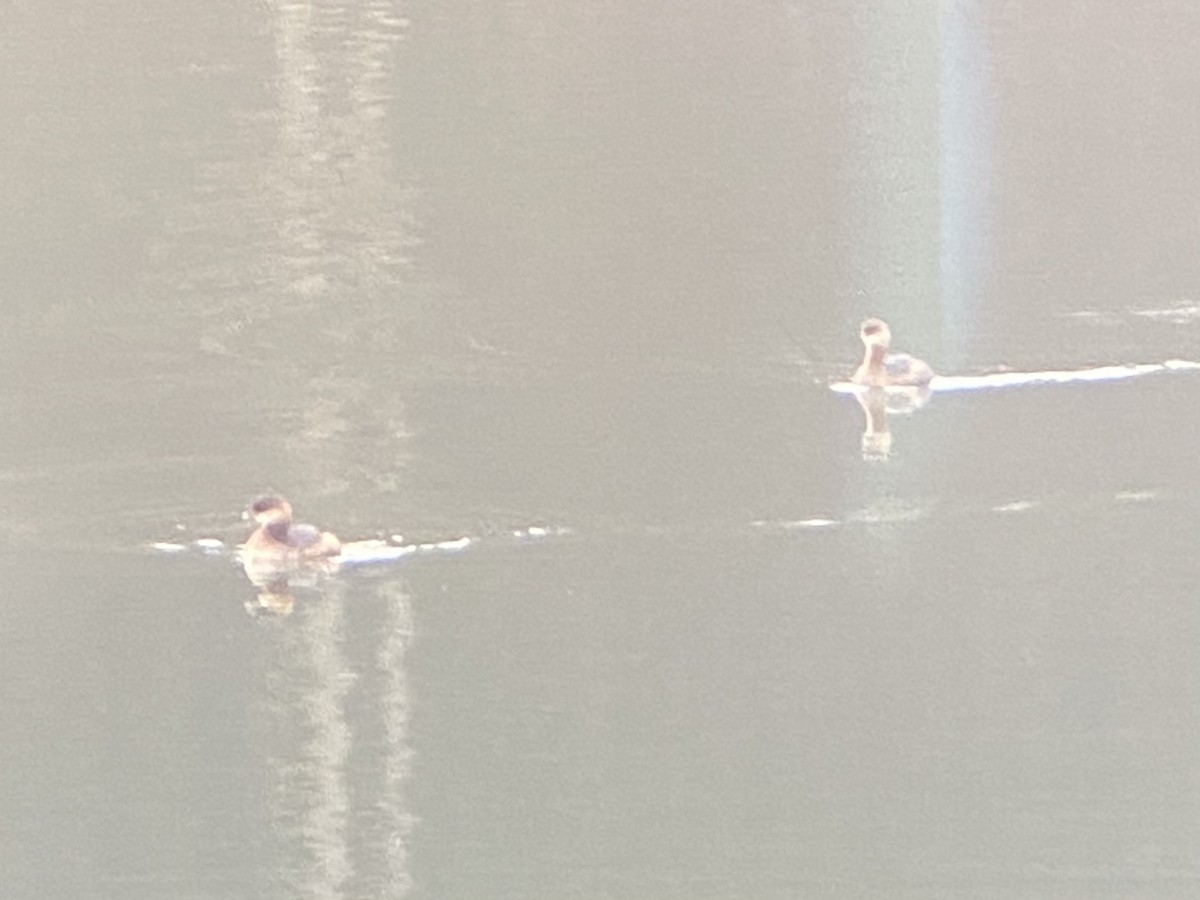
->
851;318;934;388
243;495;341;560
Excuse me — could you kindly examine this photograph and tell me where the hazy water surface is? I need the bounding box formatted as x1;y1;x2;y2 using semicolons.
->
4;2;1200;898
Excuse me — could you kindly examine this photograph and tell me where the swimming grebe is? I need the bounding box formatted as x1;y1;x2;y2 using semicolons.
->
851;318;935;387
243;495;341;560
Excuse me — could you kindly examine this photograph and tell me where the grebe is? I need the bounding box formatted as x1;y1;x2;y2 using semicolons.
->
243;495;341;560
851;318;935;387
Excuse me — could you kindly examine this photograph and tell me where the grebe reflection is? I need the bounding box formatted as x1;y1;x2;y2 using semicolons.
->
850;319;933;459
240;495;342;616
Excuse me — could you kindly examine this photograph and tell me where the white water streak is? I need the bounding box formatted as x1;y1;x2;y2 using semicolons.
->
831;360;1200;395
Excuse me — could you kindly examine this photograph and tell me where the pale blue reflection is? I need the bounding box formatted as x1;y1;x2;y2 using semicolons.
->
842;2;994;366
938;0;993;368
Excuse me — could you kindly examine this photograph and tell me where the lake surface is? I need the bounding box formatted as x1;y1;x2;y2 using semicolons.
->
5;2;1200;898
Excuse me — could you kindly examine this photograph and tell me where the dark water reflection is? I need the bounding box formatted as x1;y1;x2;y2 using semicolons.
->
4;0;1200;897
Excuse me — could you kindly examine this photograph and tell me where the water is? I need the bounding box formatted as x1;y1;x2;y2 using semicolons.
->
4;1;1200;898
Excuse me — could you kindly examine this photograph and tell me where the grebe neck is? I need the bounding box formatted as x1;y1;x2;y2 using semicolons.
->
863;342;888;369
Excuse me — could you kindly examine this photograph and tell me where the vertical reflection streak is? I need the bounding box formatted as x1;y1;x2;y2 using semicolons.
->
256;0;415;493
378;582;416;896
271;595;352;900
265;0;332;299
257;0;416;896
264;580;416;900
840;4;939;331
938;0;992;367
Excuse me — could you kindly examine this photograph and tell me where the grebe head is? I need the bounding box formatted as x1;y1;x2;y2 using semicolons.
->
859;318;892;349
247;495;294;527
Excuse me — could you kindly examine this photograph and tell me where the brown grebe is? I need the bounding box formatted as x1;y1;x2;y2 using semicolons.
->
851;318;935;388
242;495;341;560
